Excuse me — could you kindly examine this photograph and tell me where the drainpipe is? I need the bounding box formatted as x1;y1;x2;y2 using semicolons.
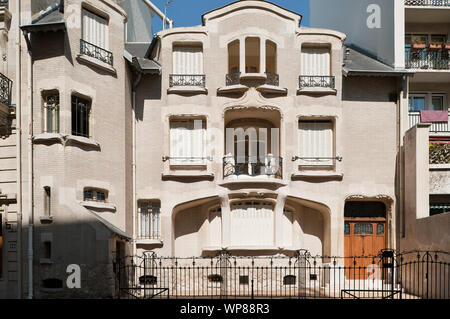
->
132;72;142;257
15;0;22;299
141;0;173;29
22;29;33;299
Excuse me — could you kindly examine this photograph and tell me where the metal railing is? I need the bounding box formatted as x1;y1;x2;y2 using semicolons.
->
0;72;12;106
117;250;449;299
408;111;450;132
405;0;450;6
223;155;283;179
265;72;279;86
405;47;450;70
80;39;113;66
169;74;206;87
0;1;8;8
299;75;335;89
226;72;241;86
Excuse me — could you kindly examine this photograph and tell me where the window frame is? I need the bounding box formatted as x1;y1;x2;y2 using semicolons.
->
81;7;109;50
83;188;108;202
71;95;91;138
169;117;207;166
42;91;60;134
137;200;161;240
297;119;335;167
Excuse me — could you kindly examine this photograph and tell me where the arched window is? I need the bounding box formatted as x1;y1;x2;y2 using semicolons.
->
228;40;240;74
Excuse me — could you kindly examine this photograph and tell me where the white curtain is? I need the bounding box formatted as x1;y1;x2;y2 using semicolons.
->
209;208;222;247
230;202;274;246
172;46;203;74
170;120;205;165
82;9;108;49
301;48;330;76
298;121;333;166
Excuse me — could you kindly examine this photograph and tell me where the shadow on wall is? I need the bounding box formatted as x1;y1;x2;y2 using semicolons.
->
135;74;161;121
342;76;398;102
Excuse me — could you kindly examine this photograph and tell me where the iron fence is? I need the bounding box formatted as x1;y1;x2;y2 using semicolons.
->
169;74;206;87
117;250;449;299
223;155;283;179
299;75;335;89
405;48;450;70
405;0;449;6
226;72;241;86
80;39;113;66
265;72;279;86
0;72;12;106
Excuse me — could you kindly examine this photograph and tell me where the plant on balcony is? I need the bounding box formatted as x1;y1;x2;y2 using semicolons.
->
412;39;426;50
429;143;450;165
444;41;450;50
428;41;443;51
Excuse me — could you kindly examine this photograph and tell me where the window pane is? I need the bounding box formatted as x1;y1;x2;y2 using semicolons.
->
354;223;373;235
431;96;444;111
245;37;260;73
411;96;425;111
228;40;240;74
84;190;93;200
376;223;384;235
96;192;106;201
344;222;350;235
72;96;90;137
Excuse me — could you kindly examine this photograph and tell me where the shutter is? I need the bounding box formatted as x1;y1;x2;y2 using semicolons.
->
298;121;333;166
170;120;205;165
230;202;273;246
173;46;203;74
82;9;107;49
301;48;330;76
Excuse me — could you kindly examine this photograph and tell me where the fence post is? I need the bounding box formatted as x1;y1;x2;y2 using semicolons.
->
295;249;309;299
381;249;395;299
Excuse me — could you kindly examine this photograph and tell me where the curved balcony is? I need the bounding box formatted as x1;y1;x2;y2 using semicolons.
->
223;155;283;179
80;39;113;66
168;74;207;94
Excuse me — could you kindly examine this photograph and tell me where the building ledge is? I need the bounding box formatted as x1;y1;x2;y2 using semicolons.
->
219;175;287;187
162;171;214;181
167;86;208;94
217;84;248;94
256;84;287;94
429;164;450;171
291;171;343;180
136;239;163;245
297;87;337;95
80;201;116;212
240;73;267;80
76;54;116;75
33;133;100;150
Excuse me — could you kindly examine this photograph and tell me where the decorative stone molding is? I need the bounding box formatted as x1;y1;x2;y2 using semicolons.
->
222;88;283;118
33;133;100;150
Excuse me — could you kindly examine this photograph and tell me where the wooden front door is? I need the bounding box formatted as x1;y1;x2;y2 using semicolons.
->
344;218;386;279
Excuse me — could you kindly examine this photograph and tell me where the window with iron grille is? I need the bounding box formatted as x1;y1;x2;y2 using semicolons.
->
71;96;91;138
82;8;108;50
83;188;107;202
43;92;60;133
138;201;161;240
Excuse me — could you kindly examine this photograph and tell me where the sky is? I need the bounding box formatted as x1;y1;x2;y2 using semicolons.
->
150;0;310;34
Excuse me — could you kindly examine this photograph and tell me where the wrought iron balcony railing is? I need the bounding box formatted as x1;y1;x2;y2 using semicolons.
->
0;1;8;8
80;39;113;66
223;155;283;179
0;72;12;106
169;74;206;87
405;47;450;70
226;72;241;86
408;111;450;132
299;75;335;89
405;0;449;6
265;72;279;86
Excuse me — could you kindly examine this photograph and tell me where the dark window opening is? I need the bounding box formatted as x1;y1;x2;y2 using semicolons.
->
344;201;386;218
344;222;350;235
43;241;51;259
239;275;249;285
283;275;296;285
139;275;157;285
71;96;90;138
429;195;450;216
42;278;63;289
208;274;223;283
44;186;51;216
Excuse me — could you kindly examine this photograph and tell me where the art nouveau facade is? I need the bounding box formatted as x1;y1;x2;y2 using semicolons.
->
132;1;410;262
0;0;446;299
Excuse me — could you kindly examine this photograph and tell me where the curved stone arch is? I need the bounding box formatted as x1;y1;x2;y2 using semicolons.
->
222;88;283;118
171;195;222;256
285;195;332;256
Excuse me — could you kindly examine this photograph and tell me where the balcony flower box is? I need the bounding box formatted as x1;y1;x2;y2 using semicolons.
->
444;42;450;50
412;42;426;50
428;42;443;51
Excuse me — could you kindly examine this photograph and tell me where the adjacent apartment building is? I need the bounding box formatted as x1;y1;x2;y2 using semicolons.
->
0;0;447;299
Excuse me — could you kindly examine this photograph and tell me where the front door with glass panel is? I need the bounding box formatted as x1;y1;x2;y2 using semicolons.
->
344;202;386;279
